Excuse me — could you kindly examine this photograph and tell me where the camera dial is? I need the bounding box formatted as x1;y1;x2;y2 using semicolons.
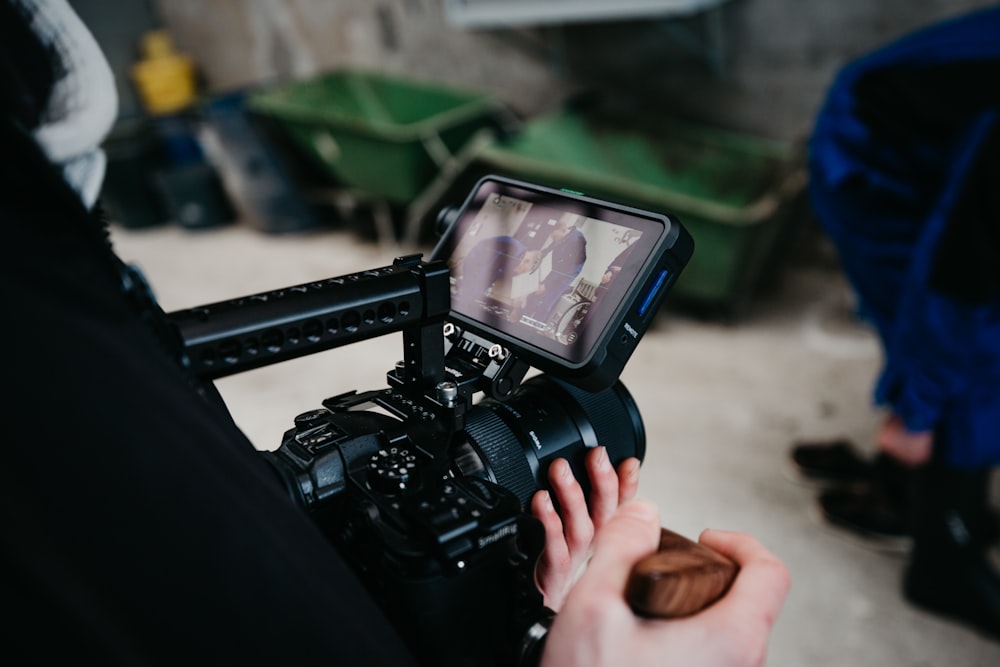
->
368;447;420;494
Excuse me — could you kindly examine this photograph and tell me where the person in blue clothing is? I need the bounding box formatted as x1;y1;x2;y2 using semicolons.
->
456;234;531;300
522;218;588;327
807;6;1000;637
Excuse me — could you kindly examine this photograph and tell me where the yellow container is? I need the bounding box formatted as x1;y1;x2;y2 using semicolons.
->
131;30;197;115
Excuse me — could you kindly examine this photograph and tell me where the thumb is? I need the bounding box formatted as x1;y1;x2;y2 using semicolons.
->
572;499;661;600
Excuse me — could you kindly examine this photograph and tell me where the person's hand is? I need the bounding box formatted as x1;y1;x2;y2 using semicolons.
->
876;413;933;466
531;447;640;611
541;500;790;667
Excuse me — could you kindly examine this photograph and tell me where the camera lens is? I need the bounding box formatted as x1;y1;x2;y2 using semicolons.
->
456;375;646;508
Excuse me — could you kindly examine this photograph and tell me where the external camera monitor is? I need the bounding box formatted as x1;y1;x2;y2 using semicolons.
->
431;175;693;390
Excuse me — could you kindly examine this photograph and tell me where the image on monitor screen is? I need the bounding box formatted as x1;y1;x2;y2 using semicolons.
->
441;180;666;365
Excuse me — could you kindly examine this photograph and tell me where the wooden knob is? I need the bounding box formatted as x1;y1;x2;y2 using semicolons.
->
625;528;739;618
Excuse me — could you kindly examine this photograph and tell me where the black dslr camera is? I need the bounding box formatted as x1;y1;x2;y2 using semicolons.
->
169;176;693;666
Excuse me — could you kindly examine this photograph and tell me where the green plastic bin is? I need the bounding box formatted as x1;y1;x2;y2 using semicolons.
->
434;110;807;315
248;70;508;204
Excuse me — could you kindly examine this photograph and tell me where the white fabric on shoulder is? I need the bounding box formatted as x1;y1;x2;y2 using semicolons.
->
15;0;118;208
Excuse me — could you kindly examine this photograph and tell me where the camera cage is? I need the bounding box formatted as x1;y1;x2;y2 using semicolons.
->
168;253;535;459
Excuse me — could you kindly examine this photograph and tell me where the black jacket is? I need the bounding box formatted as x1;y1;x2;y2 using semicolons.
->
0;117;416;665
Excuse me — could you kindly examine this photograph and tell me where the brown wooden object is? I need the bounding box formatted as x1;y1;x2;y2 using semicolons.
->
625;527;739;618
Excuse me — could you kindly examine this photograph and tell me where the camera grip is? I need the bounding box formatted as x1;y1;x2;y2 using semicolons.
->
625;528;738;618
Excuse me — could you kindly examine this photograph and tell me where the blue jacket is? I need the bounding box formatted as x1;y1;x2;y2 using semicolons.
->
809;7;1000;468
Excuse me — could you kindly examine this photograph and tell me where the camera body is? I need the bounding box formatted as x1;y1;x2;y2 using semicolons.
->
265;390;542;666
169;177;692;666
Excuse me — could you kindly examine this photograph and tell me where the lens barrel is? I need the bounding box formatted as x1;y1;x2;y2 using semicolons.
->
460;375;646;507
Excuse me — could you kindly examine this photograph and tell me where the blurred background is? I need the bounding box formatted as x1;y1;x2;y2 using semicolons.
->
71;0;998;664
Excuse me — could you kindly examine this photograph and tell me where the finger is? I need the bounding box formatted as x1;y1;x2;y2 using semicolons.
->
584;447;620;531
531;490;570;582
572;500;661;601
548;458;594;553
697;529;791;628
616;457;640;505
531;490;569;564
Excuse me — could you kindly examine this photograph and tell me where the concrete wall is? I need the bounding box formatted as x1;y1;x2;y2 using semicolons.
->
153;0;569;120
148;0;995;143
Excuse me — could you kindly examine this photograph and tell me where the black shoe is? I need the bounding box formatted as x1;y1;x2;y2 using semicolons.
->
816;481;912;552
788;440;876;484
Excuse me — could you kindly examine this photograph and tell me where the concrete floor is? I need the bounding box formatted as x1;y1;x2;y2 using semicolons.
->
110;218;1000;666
